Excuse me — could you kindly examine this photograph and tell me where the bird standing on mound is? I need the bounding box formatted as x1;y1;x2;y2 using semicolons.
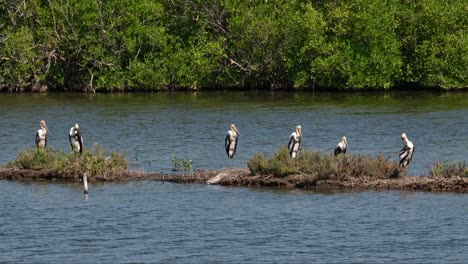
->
35;120;49;150
69;123;83;154
288;125;302;158
399;133;414;168
334;136;348;156
225;124;240;159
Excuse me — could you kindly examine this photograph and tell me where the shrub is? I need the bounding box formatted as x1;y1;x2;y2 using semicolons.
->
4;147;66;170
429;161;467;178
247;147;401;181
57;144;128;178
4;144;128;179
171;156;193;172
337;154;401;180
247;146;337;178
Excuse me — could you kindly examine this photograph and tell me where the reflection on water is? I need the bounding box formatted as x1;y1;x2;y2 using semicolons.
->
0;91;467;175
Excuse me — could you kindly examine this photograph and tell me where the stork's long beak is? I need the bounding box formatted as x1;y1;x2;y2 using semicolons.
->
40;120;50;135
232;126;240;136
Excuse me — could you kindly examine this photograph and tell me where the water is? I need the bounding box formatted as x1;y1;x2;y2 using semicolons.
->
0;181;466;263
0;91;467;263
0;91;467;175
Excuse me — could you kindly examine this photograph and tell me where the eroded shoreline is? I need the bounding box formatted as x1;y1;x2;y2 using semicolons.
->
1;168;467;193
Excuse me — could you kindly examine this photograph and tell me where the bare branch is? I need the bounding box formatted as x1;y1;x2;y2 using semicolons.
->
228;58;248;72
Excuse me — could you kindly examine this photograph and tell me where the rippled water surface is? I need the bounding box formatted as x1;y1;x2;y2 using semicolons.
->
1;91;467;174
0;91;467;263
0;181;467;263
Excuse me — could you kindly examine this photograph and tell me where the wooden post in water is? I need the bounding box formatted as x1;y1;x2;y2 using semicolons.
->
83;172;89;194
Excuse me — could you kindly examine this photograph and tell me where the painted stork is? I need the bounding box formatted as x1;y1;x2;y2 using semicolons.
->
288;125;302;158
69;123;83;154
399;133;414;168
334;136;348;156
35;120;49;150
225;124;240;159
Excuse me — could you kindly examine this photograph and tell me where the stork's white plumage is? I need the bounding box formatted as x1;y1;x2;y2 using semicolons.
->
334;136;348;156
69;123;83;154
399;133;414;168
225;124;240;159
35;120;49;150
288;125;302;158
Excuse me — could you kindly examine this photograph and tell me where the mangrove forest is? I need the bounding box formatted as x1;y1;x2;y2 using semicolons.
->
0;0;466;92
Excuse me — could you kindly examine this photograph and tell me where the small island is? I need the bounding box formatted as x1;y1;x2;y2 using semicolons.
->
1;146;466;193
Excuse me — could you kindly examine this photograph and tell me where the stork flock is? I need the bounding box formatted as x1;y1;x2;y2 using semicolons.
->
223;123;414;168
34;120;415;169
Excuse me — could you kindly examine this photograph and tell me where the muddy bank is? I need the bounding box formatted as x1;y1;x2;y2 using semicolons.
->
194;169;468;193
0;168;149;182
1;168;467;193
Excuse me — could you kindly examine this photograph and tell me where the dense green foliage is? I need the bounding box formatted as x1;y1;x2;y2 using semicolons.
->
4;145;128;178
1;0;466;92
247;146;401;181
